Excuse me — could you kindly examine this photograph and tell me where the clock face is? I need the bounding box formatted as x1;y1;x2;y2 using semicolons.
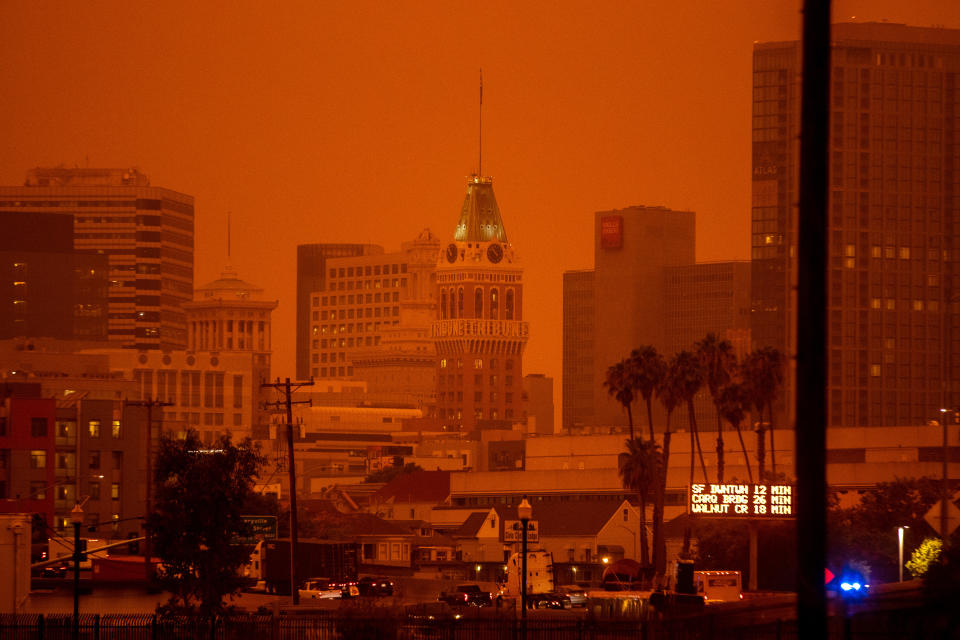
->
445;243;458;263
487;243;504;264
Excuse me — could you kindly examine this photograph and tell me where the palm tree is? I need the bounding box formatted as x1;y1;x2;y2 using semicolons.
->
669;350;707;556
653;365;682;576
629;346;667;442
718;382;753;483
695;333;737;483
604;359;637;441
741;347;784;480
619;437;660;567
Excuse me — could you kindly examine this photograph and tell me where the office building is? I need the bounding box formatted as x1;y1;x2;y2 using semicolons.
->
562;270;595;430
0;211;108;341
433;175;529;432
523;373;555;435
751;23;960;427
0;167;194;350
307;231;440;407
591;206;695;427
296;244;384;379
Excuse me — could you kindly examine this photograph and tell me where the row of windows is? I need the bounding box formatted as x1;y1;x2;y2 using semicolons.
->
330;263;407;278
439;358;514;370
441;407;513;420
316;291;401;307
317;306;400;321
313;366;354;378
438;391;515;404
439;374;515;387
439;287;516;321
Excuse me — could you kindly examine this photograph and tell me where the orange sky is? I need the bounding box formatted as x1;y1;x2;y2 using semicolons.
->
2;1;957;402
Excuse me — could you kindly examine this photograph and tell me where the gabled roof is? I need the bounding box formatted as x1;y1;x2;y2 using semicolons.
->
453;176;508;243
373;470;451;504
452;512;491;538
492;500;629;538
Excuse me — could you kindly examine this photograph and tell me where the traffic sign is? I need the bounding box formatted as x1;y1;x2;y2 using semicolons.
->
923;500;960;537
235;515;278;544
503;520;539;543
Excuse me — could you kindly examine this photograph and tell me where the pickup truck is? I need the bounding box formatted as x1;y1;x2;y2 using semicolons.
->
438;584;493;607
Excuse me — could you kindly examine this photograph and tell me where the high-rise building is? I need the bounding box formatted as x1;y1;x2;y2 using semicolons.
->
751;23;960;428
523;373;555;435
433;176;528;432
0;167;194;350
562;270;595;430
0;211;108;341
307;232;439;390
296;244;383;379
591;206;695;427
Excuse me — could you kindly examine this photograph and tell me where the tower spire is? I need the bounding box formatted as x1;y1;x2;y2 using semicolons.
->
478;69;483;177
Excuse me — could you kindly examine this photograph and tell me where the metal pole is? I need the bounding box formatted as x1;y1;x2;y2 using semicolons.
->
942;415;949;544
285;378;300;605
73;520;80;640
898;527;904;583
144;402;153;583
796;1;830;638
520;519;528;632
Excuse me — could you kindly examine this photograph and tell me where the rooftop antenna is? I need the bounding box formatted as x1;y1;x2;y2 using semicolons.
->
478;69;483;177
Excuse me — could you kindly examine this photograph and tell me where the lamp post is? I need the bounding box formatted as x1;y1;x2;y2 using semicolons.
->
517;496;532;626
897;526;909;583
70;503;83;640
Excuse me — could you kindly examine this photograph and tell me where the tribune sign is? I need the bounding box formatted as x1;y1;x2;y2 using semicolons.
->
688;483;795;519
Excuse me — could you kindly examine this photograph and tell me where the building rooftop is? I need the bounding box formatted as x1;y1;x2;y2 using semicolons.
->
373;470;452;504
453;176;508;243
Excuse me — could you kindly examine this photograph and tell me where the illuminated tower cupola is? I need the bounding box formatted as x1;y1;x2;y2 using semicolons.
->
433;175;528;432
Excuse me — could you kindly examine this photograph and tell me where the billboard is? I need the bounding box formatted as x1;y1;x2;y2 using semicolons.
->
688;483;794;519
600;215;623;249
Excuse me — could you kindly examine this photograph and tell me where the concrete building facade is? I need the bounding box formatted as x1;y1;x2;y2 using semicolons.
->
433;176;528;432
561;270;595;430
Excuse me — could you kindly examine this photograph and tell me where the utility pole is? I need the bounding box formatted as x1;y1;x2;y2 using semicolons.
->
125;398;172;584
262;377;313;605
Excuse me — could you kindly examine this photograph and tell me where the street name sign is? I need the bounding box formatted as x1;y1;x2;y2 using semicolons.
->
503;519;539;543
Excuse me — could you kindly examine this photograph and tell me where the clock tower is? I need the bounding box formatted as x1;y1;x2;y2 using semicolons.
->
433;175;528;432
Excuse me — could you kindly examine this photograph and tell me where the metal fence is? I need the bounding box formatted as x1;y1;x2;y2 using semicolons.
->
0;609;947;640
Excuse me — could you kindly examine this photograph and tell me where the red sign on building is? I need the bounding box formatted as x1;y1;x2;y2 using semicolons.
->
600;215;623;249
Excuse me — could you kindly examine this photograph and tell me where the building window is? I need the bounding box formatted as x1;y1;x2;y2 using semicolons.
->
505;289;515;320
490;288;499;318
474;359;483;369
88;420;101;438
870;364;881;377
89;482;101;500
89;451;101;469
112;420;121;438
30;481;47;500
31;417;49;437
0;417;6;437
111;483;120;500
30;450;47;468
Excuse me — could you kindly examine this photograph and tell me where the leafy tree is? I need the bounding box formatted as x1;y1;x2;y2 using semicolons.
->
619;438;660;566
827;477;941;583
906;537;942;578
604;359;637;441
363;461;423;484
695;334;737;483
741;347;784;479
717;382;753;483
149;429;265;617
628;346;667;442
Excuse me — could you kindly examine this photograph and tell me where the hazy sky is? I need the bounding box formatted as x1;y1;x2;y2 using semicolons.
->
2;1;957;399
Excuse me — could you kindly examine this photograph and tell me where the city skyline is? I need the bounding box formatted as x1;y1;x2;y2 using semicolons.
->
2;1;957;396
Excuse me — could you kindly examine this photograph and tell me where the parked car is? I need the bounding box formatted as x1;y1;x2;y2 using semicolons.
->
528;591;572;609
299;577;345;600
438;584;493;607
558;584;588;607
400;602;463;640
358;576;394;597
41;565;69;579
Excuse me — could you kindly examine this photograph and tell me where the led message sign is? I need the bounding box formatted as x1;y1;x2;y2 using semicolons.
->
689;483;794;518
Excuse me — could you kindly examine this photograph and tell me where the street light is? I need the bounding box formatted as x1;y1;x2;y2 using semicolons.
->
898;526;909;583
517;496;532;624
70;503;84;640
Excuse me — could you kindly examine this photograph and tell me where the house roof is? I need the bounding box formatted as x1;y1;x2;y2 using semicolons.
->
492;500;628;538
452;512;491;538
373;470;451;504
